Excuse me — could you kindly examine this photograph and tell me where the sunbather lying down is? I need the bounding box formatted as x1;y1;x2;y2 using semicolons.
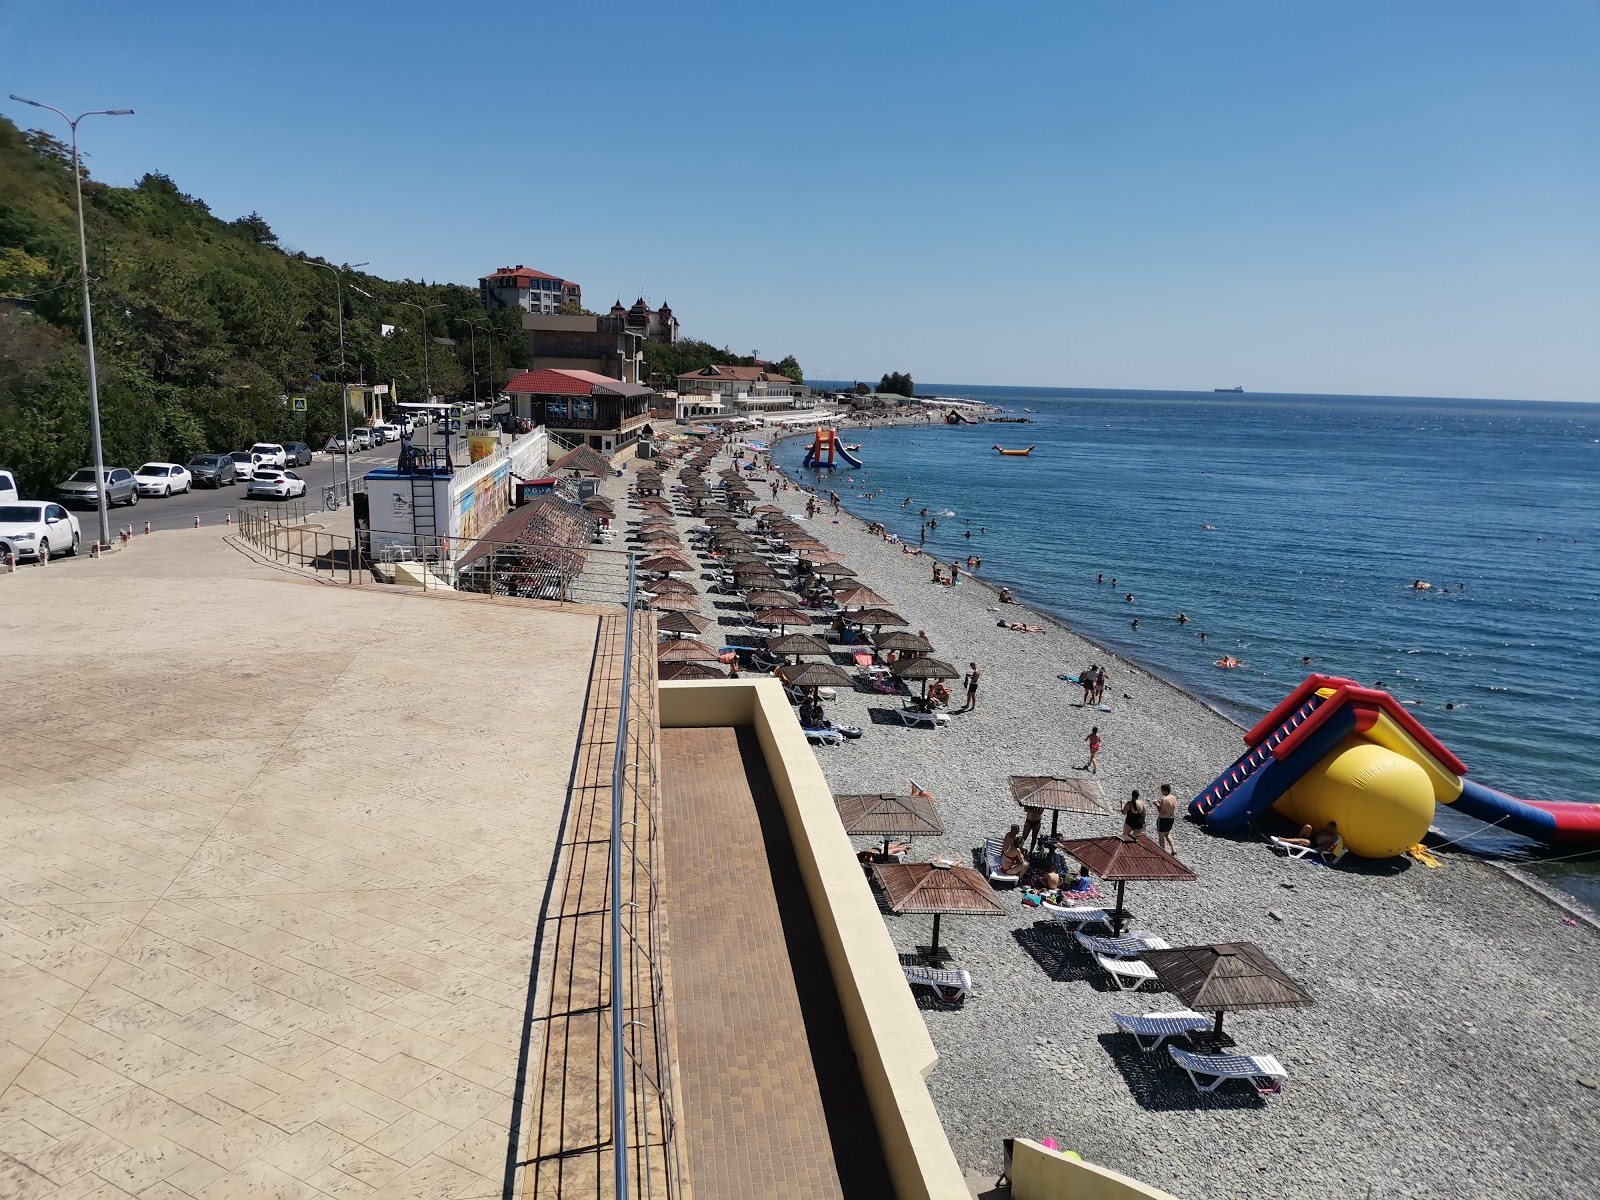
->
997;619;1045;633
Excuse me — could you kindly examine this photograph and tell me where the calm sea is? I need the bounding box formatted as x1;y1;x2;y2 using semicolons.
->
779;386;1600;906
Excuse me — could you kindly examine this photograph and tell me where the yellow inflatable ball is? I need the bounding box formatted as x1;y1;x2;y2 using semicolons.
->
1276;739;1434;858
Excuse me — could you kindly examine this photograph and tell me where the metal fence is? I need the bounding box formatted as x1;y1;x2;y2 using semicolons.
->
374;533;638;608
234;504;368;585
611;558;685;1199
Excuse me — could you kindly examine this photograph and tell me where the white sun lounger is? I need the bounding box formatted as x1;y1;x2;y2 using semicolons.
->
1075;931;1171;959
1169;1045;1288;1094
902;963;972;1004
1094;952;1158;990
1269;835;1347;865
1039;903;1114;934
898;706;950;729
1111;1010;1211;1052
985;836;1020;885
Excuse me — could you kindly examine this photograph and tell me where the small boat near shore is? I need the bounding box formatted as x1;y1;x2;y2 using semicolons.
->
1214;386;1244;393
993;444;1035;457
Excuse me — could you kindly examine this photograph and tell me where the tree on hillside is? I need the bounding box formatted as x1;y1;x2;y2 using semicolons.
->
774;355;803;383
231;211;278;246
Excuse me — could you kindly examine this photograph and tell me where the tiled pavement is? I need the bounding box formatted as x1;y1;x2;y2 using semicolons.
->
659;726;892;1200
0;527;599;1200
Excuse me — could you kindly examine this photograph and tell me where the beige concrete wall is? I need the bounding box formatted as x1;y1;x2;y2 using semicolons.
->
659;681;969;1200
1010;1139;1183;1200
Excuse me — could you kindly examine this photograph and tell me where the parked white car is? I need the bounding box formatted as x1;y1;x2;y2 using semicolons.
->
134;462;193;496
247;469;308;499
0;501;80;560
228;452;262;481
371;424;400;444
249;442;288;468
0;469;18;503
350;429;373;451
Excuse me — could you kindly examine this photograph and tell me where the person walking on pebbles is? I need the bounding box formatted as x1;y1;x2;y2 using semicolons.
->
1121;789;1148;839
1155;784;1180;854
1082;725;1101;773
961;661;982;711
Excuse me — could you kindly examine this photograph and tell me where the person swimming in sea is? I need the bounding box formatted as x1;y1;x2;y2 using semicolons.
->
1097;573;1104;584
1131;619;1140;630
1177;613;1189;624
1125;593;1135;603
1198;631;1209;642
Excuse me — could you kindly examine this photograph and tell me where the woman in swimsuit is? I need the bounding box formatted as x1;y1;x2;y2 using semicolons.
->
1122;789;1147;839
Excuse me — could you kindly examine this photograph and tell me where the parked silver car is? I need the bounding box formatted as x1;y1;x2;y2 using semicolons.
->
57;467;138;507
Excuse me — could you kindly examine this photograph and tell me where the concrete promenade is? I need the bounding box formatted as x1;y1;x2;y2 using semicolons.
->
0;528;597;1200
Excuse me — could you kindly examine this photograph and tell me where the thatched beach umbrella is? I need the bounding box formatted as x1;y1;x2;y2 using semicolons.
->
834;584;893;609
765;633;833;658
875;630;933;655
639;537;683;553
646;576;698;596
807;562;857;578
1010;776;1110;839
844;607;907;628
870;861;1005;962
754;607;813;631
778;661;853;690
648;593;701;613
1141;943;1312;1035
640;552;695;574
656;610;714;637
836;791;945;858
743;589;803;608
658;661;726;681
891;656;959;698
1055;833;1197;935
657;639;722;663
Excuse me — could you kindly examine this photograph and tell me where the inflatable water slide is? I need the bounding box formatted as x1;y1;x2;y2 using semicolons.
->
1190;674;1600;857
800;427;863;469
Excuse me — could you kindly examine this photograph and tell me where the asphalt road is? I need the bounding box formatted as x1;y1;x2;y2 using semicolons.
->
53;449;397;536
14;413;501;563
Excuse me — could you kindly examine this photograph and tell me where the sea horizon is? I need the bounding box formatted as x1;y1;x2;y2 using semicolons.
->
809;380;1600;409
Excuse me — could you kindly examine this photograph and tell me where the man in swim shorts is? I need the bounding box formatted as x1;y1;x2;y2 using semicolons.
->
1155;784;1179;854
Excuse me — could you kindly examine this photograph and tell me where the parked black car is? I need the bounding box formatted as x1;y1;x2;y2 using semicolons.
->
188;454;237;487
282;442;314;466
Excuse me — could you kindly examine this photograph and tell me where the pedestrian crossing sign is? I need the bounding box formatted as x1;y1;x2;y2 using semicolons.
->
292;396;308;412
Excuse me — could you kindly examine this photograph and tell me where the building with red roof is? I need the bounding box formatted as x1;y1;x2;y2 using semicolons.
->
503;368;655;458
479;265;582;315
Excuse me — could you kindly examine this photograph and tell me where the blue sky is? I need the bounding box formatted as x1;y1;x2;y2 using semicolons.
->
5;1;1597;400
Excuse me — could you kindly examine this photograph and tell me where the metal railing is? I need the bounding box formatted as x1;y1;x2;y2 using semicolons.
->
373;532;637;608
234;504;367;585
610;565;685;1199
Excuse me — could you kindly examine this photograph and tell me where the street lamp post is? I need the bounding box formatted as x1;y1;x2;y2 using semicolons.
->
397;301;444;449
11;95;132;551
452;318;479;409
308;261;367;506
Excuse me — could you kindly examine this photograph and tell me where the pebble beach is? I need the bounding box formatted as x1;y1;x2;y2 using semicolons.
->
647;432;1600;1200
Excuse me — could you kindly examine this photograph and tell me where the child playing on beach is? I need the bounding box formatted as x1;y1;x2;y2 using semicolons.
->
1083;726;1101;773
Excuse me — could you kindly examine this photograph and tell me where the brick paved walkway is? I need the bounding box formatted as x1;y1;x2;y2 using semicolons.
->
660;727;891;1200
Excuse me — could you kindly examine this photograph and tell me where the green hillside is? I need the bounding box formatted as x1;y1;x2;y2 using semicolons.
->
0;116;527;496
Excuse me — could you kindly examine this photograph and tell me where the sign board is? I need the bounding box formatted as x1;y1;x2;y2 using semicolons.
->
576;479;598;500
447;405;464;433
292;396;308;412
373;384;390;395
